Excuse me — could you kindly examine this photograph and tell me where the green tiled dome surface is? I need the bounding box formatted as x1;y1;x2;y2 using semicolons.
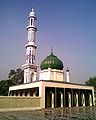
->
40;52;63;70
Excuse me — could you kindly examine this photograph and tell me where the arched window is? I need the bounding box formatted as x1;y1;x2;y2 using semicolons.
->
29;50;31;63
31;19;32;25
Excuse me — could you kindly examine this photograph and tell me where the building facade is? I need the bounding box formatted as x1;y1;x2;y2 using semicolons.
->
9;8;95;108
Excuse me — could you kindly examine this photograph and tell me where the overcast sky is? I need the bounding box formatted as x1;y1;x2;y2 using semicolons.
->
0;0;96;84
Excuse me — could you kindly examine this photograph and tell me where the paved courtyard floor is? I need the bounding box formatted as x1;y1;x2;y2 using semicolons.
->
0;106;96;120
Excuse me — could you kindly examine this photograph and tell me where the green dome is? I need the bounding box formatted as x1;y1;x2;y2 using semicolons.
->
40;52;64;70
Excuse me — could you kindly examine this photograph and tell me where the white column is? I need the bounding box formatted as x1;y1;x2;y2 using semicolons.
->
94;96;95;106
89;94;92;106
39;82;45;108
28;71;30;83
33;72;37;81
18;93;20;97
13;93;16;97
22;92;25;97
54;71;57;81
27;92;30;97
9;93;12;96
76;94;78;107
63;71;64;81
92;88;95;106
82;94;85;106
48;68;51;80
52;93;54;108
66;68;70;82
68;93;71;107
33;92;36;97
24;71;27;83
60;93;63;107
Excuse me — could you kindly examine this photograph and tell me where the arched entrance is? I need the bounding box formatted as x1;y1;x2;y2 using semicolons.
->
46;92;52;108
57;92;61;107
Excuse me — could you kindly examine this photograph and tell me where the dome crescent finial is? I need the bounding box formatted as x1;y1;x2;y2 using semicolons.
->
32;2;34;10
31;0;36;12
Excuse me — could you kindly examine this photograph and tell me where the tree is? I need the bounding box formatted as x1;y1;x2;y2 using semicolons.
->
0;68;24;96
85;76;96;87
0;79;13;96
8;70;16;79
8;68;24;85
85;76;96;94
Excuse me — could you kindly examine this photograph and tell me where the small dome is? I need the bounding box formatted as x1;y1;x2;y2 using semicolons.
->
40;52;64;70
29;8;36;18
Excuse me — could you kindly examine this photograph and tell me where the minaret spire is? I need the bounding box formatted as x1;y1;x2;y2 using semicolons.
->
32;2;34;10
22;8;38;83
66;67;70;82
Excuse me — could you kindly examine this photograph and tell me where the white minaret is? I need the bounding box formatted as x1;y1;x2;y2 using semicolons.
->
66;67;70;82
22;8;38;83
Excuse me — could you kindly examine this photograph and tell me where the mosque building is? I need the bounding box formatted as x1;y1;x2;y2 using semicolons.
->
9;8;95;108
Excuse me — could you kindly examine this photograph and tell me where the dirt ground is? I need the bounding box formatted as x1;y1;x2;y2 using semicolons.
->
0;107;96;120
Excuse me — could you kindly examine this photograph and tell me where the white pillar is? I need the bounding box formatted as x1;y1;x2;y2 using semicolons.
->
13;93;16;97
33;92;36;97
94;96;95;106
76;94;78;107
89;94;92;106
10;93;12;97
24;71;27;83
68;93;71;107
28;70;31;82
82;94;85;106
52;93;54;108
66;68;70;82
33;72;37;81
63;71;64;81
48;68;51;80
39;82;45;108
18;93;20;97
54;70;57;81
22;93;25;97
27;92;30;97
60;93;63;107
92;88;95;106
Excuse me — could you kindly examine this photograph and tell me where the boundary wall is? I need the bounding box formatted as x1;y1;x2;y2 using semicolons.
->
0;96;41;112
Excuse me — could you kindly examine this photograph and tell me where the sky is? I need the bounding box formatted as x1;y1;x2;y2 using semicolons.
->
0;0;96;84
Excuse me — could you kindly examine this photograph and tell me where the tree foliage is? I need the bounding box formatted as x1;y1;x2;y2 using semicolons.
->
85;76;96;91
0;68;24;96
8;68;24;85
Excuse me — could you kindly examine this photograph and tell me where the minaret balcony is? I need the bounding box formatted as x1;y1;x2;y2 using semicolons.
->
22;63;38;70
27;25;37;31
25;42;37;48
